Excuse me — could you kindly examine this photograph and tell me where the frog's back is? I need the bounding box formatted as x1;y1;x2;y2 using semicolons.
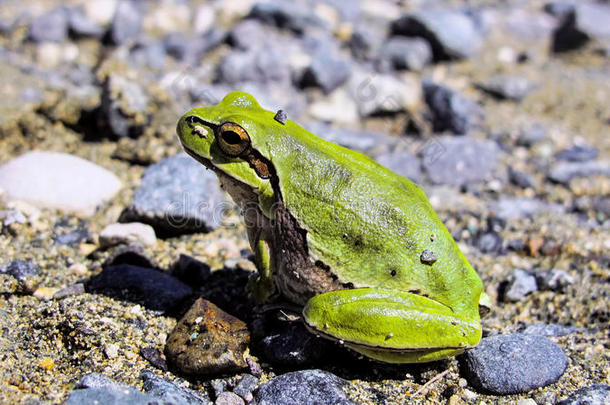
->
265;123;482;315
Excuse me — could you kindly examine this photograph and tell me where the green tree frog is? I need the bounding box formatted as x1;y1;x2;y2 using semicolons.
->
177;91;488;363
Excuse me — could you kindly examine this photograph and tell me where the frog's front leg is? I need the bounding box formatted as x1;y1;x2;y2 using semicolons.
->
303;288;482;363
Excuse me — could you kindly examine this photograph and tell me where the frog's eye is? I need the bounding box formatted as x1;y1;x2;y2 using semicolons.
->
218;122;250;157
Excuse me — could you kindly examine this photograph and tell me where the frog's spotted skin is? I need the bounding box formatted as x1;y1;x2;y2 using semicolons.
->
177;91;487;363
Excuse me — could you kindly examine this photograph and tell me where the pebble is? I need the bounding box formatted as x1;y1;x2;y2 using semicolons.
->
555;145;599;162
348;70;421;116
475;231;503;254
307;88;358;124
304;122;397;154
233;374;259;401
502;269;538;302
215;391;244;405
421;137;499;186
99;222;157;248
120;154;227;235
217;47;289;85
374;150;423;184
66;374;153;405
140;347;168;371
557;384;610;405
508;167;536;189
535;268;575;293
521;323;578;337
423;81;483;134
140;369;210;404
54;227;90;246
102;243;158;269
348;27;384;61
247;2;324;34
53;283;86;299
85;264;194;314
228;20;267;51
29;7;69;43
300;45;351;94
460;333;568;395
165;298;250;375
67;7;105;39
0;151;121;216
257;321;329;366
548;161;610;185
516;123;547;147
1;259;39;283
552;3;610;52
478;75;534;102
375;37;432;72
489;197;564;221
391;9;483;60
109;0;142;45
100;73;150;138
0;209;27;227
256;369;355;405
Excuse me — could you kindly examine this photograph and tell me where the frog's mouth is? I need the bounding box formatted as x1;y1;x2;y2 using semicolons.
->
182;145;217;172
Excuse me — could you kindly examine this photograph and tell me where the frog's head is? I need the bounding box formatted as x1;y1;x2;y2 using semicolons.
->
177;91;279;184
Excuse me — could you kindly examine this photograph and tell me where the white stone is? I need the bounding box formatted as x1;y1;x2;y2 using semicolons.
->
99;222;157;247
0;151;121;216
308;89;359;124
84;0;118;26
193;5;216;34
348;70;422;116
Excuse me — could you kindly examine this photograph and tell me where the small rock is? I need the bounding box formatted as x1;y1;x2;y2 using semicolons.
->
140;347;168;371
535;269;575;293
348;70;421;116
423;81;483;134
233;374;258;401
85;264;194;314
217;47;289;85
307;89;358;124
140;369;210;404
54;283;86;299
475;232;503;254
0;151;121;216
459;333;568;395
508;168;536;189
489;198;563;221
299;46;351;94
109;0;142;45
228;20;266;50
120;154;227;236
555;145;599;162
102;244;157;269
304;122;398;154
66;374;152;405
375;37;432;72
100;73;150;138
0;259;40;282
503;9;556;41
171;254;212;287
54;228;90;246
502;269;537;302
421;137;499;186
552;3;610;52
348;27;384;61
557;384;610;405
129;40;168;69
256;369;355;405
215;391;244;405
521;323;578;337
165;298;250;375
544;2;575;19
67;7;105;38
247;2;325;34
99;222;157;248
0;210;27;227
391;9;483;60
29;7;69;43
548;161;610;185
478;75;534;102
257;322;330;366
516;124;547;147
374;150;423;184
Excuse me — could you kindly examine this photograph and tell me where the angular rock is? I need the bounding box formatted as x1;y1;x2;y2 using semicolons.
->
140;369;210;404
552;3;610;52
66;374;152;405
165;298;250;375
0;260;39;282
29;7;69;43
548;161;610;185
256;370;355;405
86;264;194;314
217;47;289;85
535;268;574;293
478;75;534;102
100;73;150;138
421;137;499;186
109;0;142;45
555;145;599;162
391;9;483;60
348;27;384;61
557;384;610;405
374;150;422;184
508;167;536;189
502;269;537;302
120;154;227;235
247;2;325;34
216;391;244;405
99;222;157;248
300;47;351;94
423;81;483;134
233;374;259;401
376;37;432;72
460;333;568;395
0;151;121;216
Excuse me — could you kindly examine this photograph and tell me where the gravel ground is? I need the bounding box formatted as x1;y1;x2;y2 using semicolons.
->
0;0;608;404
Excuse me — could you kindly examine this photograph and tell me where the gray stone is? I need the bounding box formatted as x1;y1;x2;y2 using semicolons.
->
548;161;610;185
247;2;325;34
67;374;152;405
109;0;142;45
67;7;105;38
391;9;483;60
521;323;578;337
100;73;150;138
376;37;432;72
305;122;398;153
99;222;157;248
557;384;610;405
503;269;537;302
140;369;210;404
300;46;351;94
256;370;355;405
460;333;568;395
217;47;289;85
536;268;575;293
555;145;599;162
478;75;534;102
120;154;227;235
544;2;575;19
0;151;121;216
508;167;536;189
475;232;503;254
85;264;194;314
375;150;422;184
553;2;610;52
0;260;39;282
129;40;168;69
0;210;26;227
421;137;499;186
233;374;259;401
215;391;244;405
228;20;266;51
489;198;564;221
348;27;384;61
517;123;547;147
29;7;68;43
423;81;483;134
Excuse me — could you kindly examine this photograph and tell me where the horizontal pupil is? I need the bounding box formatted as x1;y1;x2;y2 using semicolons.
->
222;131;242;145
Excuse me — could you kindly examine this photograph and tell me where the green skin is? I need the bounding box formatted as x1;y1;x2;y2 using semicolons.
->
177;91;487;363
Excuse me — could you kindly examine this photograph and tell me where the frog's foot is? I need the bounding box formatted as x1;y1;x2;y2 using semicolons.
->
303;288;482;363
